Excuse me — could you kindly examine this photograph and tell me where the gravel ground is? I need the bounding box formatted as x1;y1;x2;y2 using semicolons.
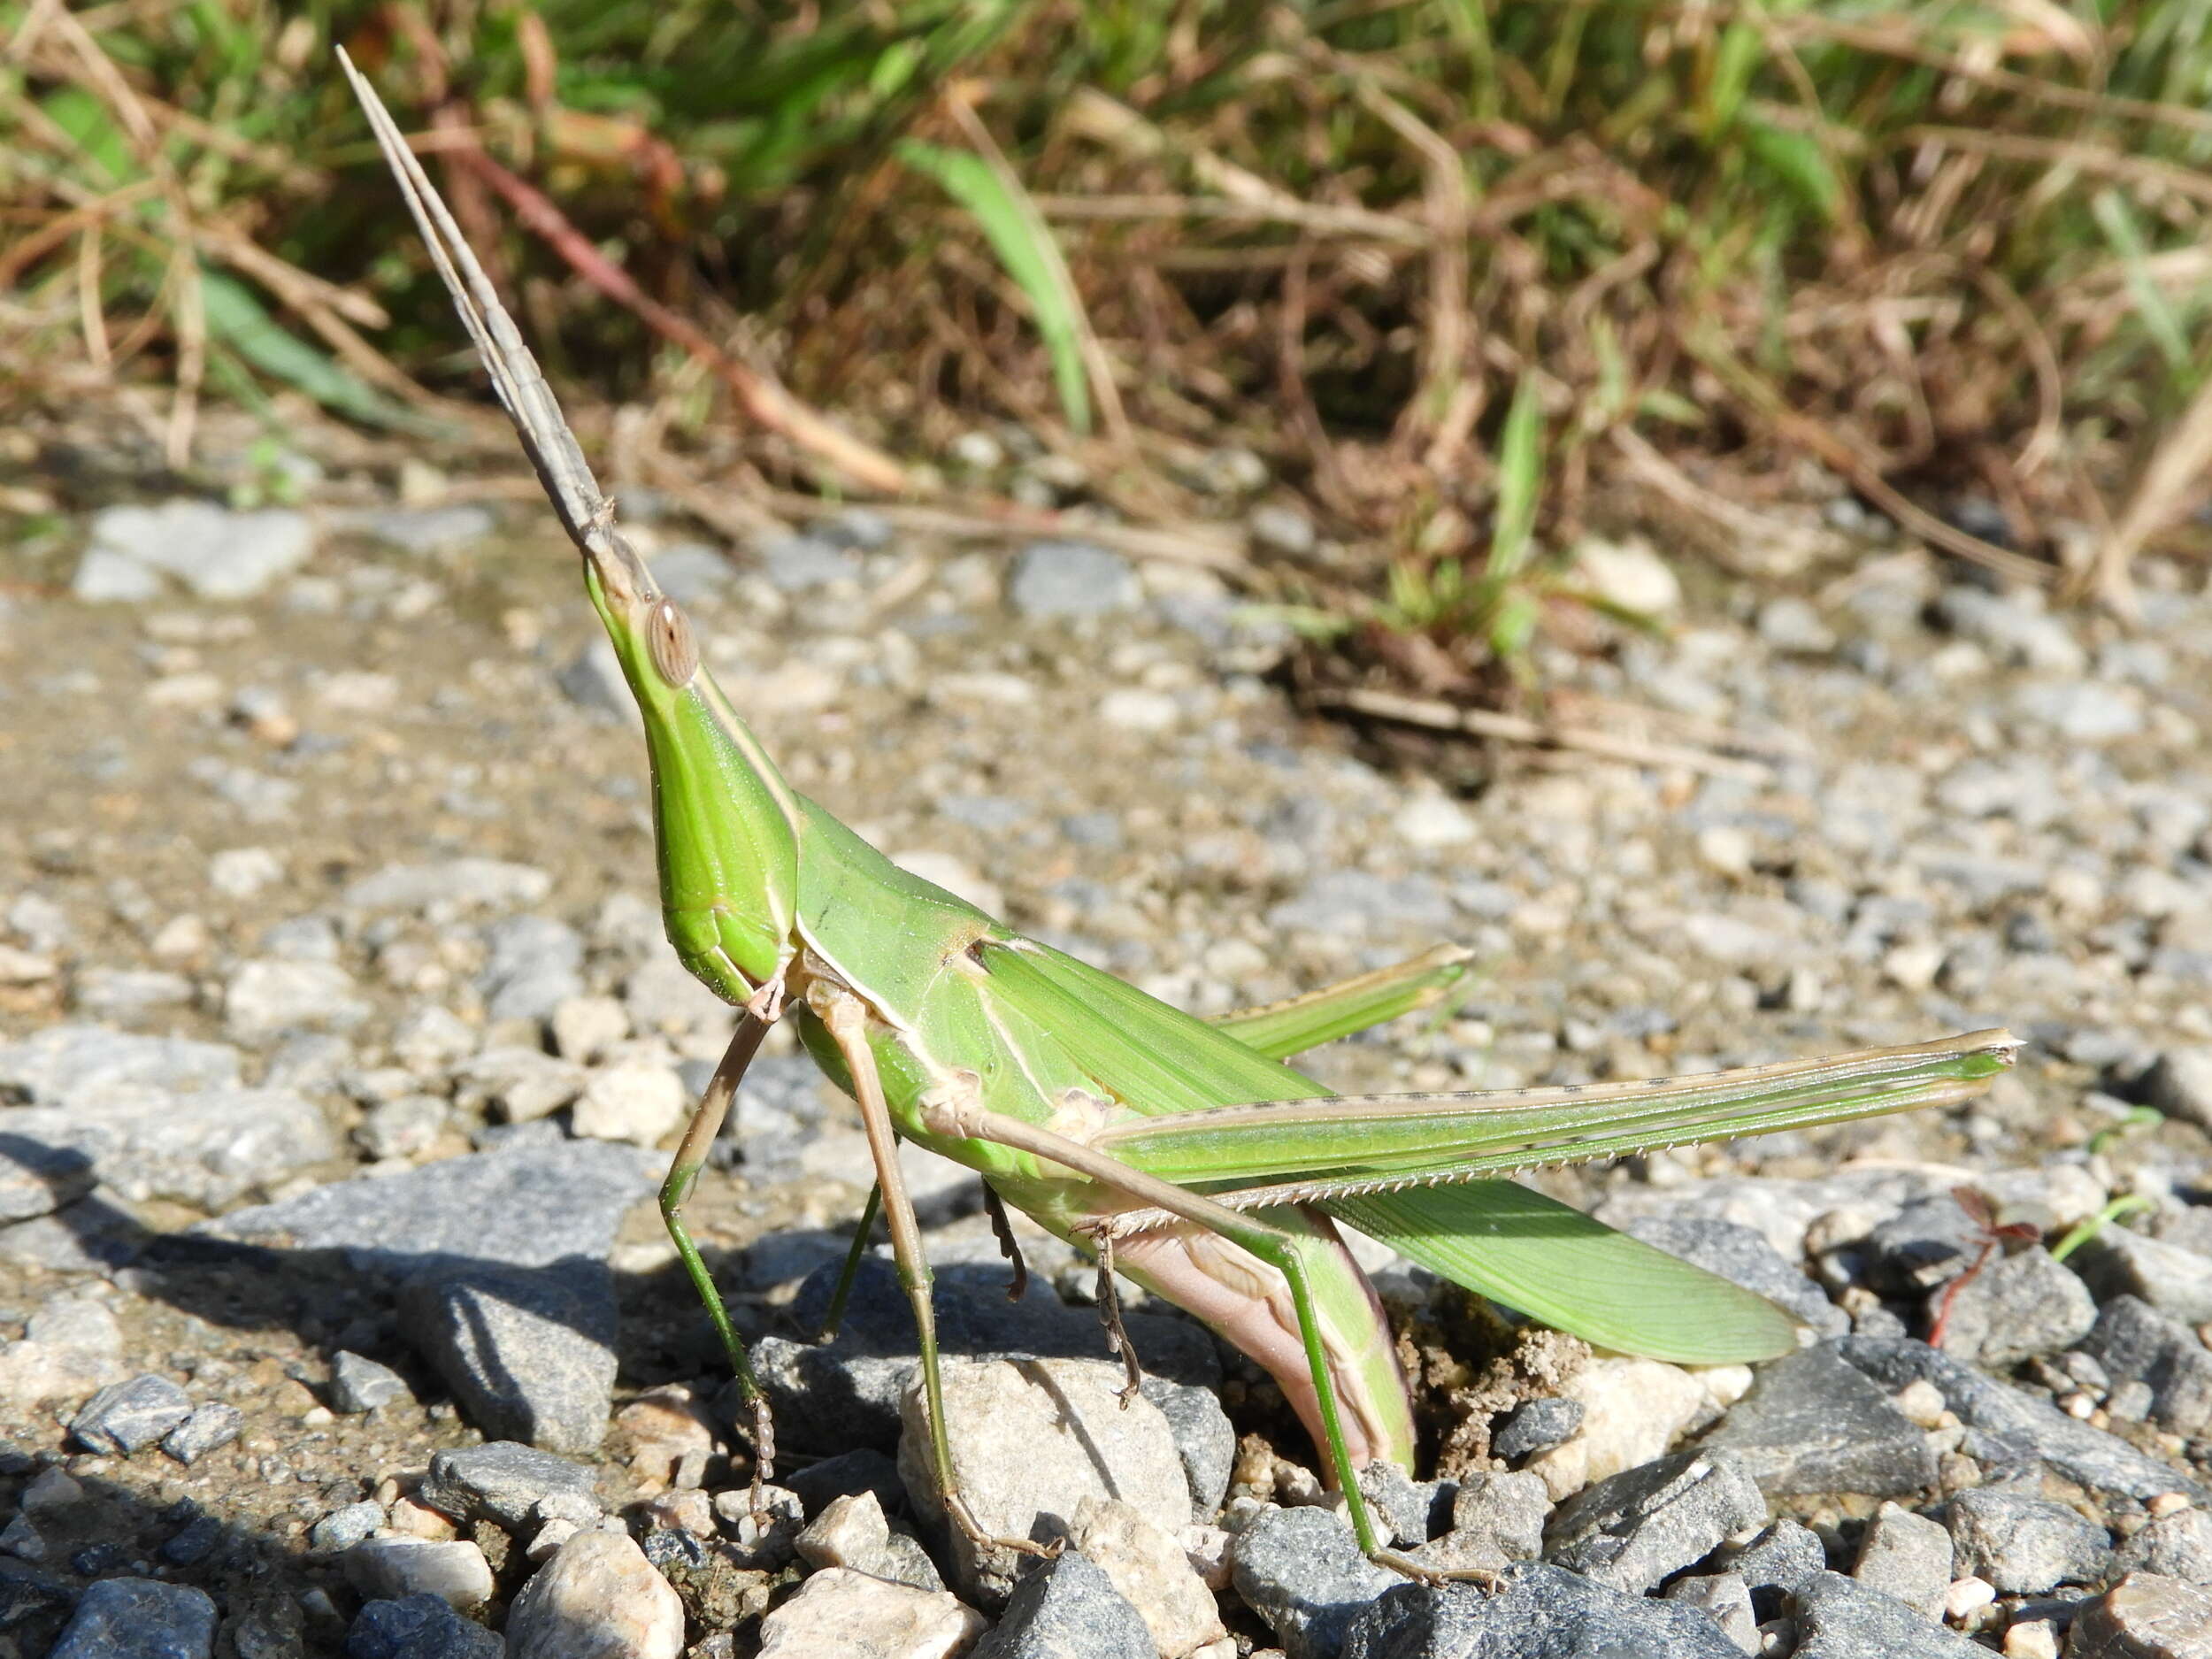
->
4;445;2212;1659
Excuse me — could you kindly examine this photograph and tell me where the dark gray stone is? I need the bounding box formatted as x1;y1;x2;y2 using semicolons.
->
745;1334;916;1454
1625;1216;1847;1335
312;1502;388;1554
2078;1296;2212;1436
195;1140;662;1277
1867;1196;1987;1294
1662;1572;1757;1655
1352;1461;1440;1548
475;916;583;1025
1341;1564;1744;1659
418;1442;597;1530
160;1402;242;1464
1008;542;1138;621
1789;1571;1981;1657
1231;1504;1396;1659
1945;1488;2109;1594
1923;1247;2095;1368
1699;1340;1936;1499
1408;1471;1549;1575
2075;1230;2212;1326
331;1351;412;1414
784;1448;906;1520
69;1373;193;1455
50;1577;219;1659
1545;1449;1768;1594
346;1594;504;1659
1713;1518;1828;1595
398;1263;618;1454
1491;1395;1585;1463
972;1549;1155;1659
2112;1508;2212;1587
2070;1571;2212;1658
1836;1336;2212;1503
1139;1376;1235;1517
3;1088;336;1213
1851;1502;1952;1617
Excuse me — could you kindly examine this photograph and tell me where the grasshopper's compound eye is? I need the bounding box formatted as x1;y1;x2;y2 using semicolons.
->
646;599;699;688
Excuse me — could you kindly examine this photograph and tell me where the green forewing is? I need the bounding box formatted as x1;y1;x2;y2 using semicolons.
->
1329;1182;1803;1363
1210;948;1470;1060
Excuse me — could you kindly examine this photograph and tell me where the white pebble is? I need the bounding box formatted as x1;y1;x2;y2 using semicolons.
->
1945;1576;1997;1620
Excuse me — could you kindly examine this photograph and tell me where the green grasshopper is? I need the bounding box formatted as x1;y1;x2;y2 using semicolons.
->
342;56;2017;1568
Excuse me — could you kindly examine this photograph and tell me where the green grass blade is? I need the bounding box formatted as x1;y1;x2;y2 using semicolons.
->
2093;188;2197;387
1330;1181;1801;1363
199;272;438;434
1485;372;1544;580
895;137;1092;433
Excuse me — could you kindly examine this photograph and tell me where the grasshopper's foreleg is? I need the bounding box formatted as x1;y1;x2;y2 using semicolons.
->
661;1011;776;1492
815;1180;883;1343
815;986;1054;1561
916;1094;1414;1570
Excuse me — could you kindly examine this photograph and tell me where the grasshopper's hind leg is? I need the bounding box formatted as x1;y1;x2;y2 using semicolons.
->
814;1181;883;1343
814;986;1052;1561
662;1011;776;1490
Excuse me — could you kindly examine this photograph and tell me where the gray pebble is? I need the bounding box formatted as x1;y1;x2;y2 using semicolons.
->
418;1441;599;1531
224;958;371;1040
356;505;497;555
70;1372;194;1455
972;1549;1153;1659
1851;1502;1952;1617
1923;1247;2095;1368
331;1351;413;1415
2078;1295;2212;1436
1138;1374;1235;1518
1945;1488;2109;1593
2146;1048;2212;1131
1546;1448;1768;1594
476;916;584;1025
1699;1341;1936;1499
1491;1396;1584;1462
1712;1518;1827;1596
314;1501;389;1555
757;534;862;592
1008;542;1137;620
1788;1571;1980;1657
399;1262;618;1453
161;1402;243;1464
2111;1507;2212;1587
2070;1571;2212;1659
50;1577;219;1659
1408;1471;1548;1575
0;1025;239;1110
343;861;553;916
81;500;316;602
346;1594;504;1659
1231;1504;1396;1659
1343;1564;1746;1659
1661;1571;1758;1655
784;1448;907;1521
2072;1228;2212;1326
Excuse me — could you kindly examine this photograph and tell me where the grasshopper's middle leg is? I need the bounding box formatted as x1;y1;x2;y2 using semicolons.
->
814;985;1052;1559
662;1010;775;1486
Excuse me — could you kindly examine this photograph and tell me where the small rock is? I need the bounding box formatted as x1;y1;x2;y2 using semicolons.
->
399;1264;618;1453
1712;1518;1827;1595
331;1351;413;1414
81;500;316;601
1568;536;1680;617
1248;503;1316;557
1343;1563;1745;1659
972;1551;1151;1659
345;1594;503;1659
2112;1507;2212;1587
1139;1376;1236;1517
50;1578;219;1659
1945;1489;2109;1594
1231;1504;1395;1659
549;996;630;1064
2073;1231;2212;1326
504;1531;683;1659
1853;1501;1953;1617
1928;1248;2096;1367
314;1502;389;1555
1071;1494;1225;1658
0;1515;44;1562
615;1385;717;1490
898;1356;1190;1604
1392;792;1477;850
0;1294;125;1407
2;1084;336;1214
344;1538;495;1610
1545;1448;1768;1594
1757;596;1836;654
162;1402;243;1464
757;1566;986;1659
419;1441;599;1530
787;1449;908;1521
1008;542;1138;620
2078;1297;2212;1436
1408;1470;1549;1576
70;1372;194;1454
1492;1397;1585;1463
1663;1572;1759;1655
2145;1049;2212;1133
1699;1341;1937;1498
794;1492;944;1594
1789;1571;1982;1658
225;957;370;1039
757;534;863;592
2069;1571;2212;1659
1525;1356;1749;1500
345;861;555;916
572;1058;687;1146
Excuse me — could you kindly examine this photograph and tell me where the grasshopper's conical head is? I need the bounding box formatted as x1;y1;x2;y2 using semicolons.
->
342;50;804;996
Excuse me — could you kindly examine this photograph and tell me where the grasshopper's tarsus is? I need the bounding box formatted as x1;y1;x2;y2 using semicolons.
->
1088;1229;1145;1408
981;1185;1029;1303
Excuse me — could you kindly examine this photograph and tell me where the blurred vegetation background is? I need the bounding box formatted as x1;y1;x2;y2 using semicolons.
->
6;2;2212;703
